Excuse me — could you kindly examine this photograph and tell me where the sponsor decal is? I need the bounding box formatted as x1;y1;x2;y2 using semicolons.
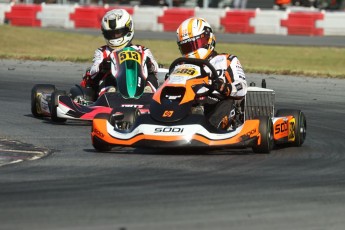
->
121;104;144;108
236;60;243;69
211;55;226;66
275;120;288;135
39;93;50;113
207;95;220;102
137;76;141;87
172;66;198;77
154;127;184;133
167;95;182;100
93;128;104;138
288;118;296;142
162;110;174;117
180;35;201;44
118;50;141;64
235;83;243;91
246;129;257;137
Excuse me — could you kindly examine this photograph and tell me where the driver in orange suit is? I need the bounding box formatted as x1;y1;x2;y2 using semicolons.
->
176;17;247;131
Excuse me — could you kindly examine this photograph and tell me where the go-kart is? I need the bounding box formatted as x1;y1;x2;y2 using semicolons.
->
91;57;307;153
31;47;167;124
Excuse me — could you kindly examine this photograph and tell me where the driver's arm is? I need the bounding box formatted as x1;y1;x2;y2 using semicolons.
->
215;55;247;98
143;48;159;91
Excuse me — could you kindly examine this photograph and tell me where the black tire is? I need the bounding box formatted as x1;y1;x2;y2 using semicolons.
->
252;116;274;154
50;90;67;123
31;84;56;117
275;109;307;147
92;136;112;152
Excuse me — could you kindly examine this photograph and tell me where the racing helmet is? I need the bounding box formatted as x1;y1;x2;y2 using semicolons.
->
101;9;134;51
176;17;216;59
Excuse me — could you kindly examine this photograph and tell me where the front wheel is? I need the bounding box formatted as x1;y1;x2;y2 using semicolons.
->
31;84;56;117
252;116;274;154
92;113;112;152
275;109;306;147
92;136;112;152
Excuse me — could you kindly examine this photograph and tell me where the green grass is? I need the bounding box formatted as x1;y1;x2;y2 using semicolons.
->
1;25;345;78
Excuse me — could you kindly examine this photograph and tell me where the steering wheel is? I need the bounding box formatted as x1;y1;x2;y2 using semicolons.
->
168;57;219;83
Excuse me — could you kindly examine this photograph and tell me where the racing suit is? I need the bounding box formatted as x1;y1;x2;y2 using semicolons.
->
81;44;159;98
205;51;247;131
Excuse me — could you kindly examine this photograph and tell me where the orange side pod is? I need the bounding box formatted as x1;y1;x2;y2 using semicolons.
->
273;117;289;140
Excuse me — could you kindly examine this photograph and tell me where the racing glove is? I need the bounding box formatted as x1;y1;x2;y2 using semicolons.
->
99;56;111;73
80;68;93;88
213;79;232;97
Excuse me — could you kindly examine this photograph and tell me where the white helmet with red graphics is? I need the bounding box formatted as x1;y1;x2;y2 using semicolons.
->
101;9;134;51
176;17;216;59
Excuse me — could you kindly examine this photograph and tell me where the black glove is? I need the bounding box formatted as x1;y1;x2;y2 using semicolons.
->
213;79;231;96
100;57;111;72
213;79;224;91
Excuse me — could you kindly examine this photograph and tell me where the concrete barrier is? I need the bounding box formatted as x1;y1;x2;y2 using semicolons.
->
69;6;105;29
1;3;345;37
0;3;11;25
317;11;345;36
133;6;164;31
38;4;75;28
252;9;288;35
195;8;227;32
281;11;324;36
157;7;195;31
220;10;256;34
4;4;41;27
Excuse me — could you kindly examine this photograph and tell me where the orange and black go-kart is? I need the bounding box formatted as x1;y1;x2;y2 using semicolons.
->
31;47;167;124
91;57;306;153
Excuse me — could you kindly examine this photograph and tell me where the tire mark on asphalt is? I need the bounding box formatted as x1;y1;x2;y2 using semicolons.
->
0;138;51;167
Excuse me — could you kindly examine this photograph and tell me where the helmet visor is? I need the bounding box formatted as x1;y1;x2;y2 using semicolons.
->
103;27;129;40
178;34;210;55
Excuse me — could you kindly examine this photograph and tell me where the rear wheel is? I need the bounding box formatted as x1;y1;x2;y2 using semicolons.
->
276;109;306;147
50;90;67;123
252;116;274;154
31;84;56;117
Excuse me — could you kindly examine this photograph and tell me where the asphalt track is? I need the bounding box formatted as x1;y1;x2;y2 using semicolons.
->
135;31;345;47
54;28;345;47
0;33;345;229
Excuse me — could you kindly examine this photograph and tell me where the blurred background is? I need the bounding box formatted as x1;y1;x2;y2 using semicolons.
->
3;0;344;11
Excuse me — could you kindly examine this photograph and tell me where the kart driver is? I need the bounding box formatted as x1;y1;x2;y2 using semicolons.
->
176;17;248;131
80;9;159;99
